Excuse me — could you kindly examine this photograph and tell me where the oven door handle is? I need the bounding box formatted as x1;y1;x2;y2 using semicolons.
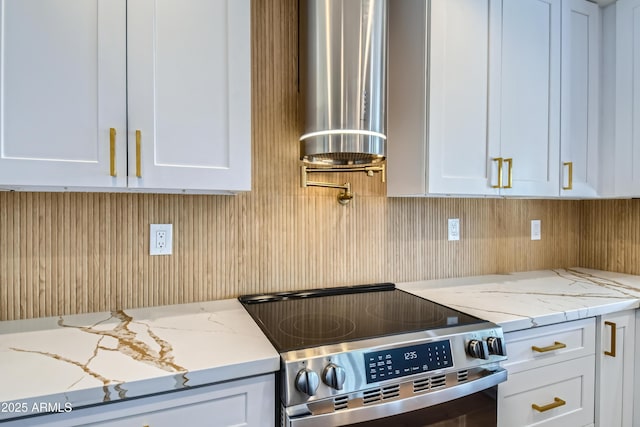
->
284;368;507;427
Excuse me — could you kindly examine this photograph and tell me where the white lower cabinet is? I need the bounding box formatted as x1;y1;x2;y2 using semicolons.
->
5;374;275;427
498;318;596;427
499;314;638;427
499;356;595;427
596;310;635;427
635;310;640;427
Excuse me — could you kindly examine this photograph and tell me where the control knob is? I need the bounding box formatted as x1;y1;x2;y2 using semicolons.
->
467;339;489;360
322;363;346;390
486;336;506;356
295;368;319;396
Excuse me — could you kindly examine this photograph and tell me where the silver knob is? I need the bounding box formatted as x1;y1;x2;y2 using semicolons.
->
295;369;319;396
486;337;506;356
467;339;489;360
322;363;346;390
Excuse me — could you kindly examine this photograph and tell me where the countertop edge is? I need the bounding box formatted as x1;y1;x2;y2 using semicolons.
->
398;267;640;333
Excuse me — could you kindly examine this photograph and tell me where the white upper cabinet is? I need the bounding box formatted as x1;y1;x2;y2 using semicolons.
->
612;0;640;197
494;0;561;197
127;0;251;192
0;0;127;188
0;0;250;193
559;0;600;198
560;0;600;197
388;0;561;197
387;0;498;197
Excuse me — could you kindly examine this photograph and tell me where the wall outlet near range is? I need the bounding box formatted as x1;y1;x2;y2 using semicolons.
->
531;220;541;241
150;224;173;255
448;218;460;241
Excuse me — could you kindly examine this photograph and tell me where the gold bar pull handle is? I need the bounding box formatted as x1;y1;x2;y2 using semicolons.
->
503;158;513;189
109;128;117;177
532;397;566;413
136;130;142;178
562;161;573;190
492;157;503;188
532;341;567;353
604;321;617;357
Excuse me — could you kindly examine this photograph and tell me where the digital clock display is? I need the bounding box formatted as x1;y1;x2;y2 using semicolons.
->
363;340;453;383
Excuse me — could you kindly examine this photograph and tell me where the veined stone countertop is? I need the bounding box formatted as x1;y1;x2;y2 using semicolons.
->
3;268;640;422
0;299;279;421
398;268;640;333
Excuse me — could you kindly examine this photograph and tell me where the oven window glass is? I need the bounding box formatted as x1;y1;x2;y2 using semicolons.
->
347;388;497;427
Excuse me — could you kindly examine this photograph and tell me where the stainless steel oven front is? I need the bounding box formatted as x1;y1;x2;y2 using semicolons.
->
280;326;507;427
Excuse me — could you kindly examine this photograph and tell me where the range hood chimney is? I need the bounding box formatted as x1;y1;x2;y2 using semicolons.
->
299;0;388;166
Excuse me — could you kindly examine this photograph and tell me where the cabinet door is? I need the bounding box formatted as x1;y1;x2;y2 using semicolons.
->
560;0;600;198
614;0;640;196
0;0;127;189
635;310;640;427
387;0;499;196
127;0;251;192
494;0;561;197
428;0;500;195
596;311;635;427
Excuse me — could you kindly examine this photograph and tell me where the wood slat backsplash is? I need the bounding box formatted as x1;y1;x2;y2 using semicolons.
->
580;199;640;275
0;192;582;321
0;0;586;320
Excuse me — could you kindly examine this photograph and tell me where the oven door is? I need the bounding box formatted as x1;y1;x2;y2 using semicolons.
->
284;368;505;427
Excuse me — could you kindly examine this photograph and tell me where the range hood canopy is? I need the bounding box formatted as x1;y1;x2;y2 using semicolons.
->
299;0;388;166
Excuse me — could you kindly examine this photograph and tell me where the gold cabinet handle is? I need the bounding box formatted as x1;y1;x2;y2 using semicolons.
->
604;321;617;357
532;397;566;413
110;128;117;177
562;161;573;190
492;157;503;188
531;341;566;353
136;130;142;178
503;158;513;188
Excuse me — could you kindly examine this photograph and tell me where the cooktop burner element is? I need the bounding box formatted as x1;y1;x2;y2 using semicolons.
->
278;313;357;341
239;283;483;352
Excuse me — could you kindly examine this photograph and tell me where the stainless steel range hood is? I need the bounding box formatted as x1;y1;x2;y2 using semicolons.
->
299;0;388;165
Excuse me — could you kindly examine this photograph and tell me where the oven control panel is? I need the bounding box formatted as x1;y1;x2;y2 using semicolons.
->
364;340;453;383
280;326;507;407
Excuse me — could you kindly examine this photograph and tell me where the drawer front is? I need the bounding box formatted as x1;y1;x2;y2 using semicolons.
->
498;355;595;427
503;318;595;373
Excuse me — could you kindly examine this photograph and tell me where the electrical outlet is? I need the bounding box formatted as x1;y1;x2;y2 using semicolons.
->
156;231;166;249
150;224;173;255
531;220;541;241
448;218;460;241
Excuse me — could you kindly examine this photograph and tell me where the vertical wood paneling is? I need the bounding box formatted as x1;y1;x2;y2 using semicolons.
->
0;0;587;321
581;200;640;275
0;191;583;321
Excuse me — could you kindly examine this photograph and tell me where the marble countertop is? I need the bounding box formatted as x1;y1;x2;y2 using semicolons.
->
3;267;640;421
0;299;279;421
398;268;640;333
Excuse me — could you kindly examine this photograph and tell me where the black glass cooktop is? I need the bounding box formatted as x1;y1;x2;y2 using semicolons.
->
239;283;484;352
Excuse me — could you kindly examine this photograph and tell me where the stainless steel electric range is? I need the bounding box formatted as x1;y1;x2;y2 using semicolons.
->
239;283;507;427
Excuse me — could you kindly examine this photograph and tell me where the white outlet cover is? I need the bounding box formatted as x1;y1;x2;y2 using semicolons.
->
150;224;173;255
531;220;541;241
448;218;460;241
